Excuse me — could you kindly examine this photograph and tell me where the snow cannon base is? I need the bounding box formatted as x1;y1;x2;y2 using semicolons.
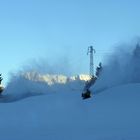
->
81;90;91;100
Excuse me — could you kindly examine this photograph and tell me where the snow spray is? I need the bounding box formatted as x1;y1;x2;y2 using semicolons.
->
92;41;140;93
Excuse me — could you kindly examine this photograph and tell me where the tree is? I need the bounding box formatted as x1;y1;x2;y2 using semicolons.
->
0;74;3;93
95;62;102;77
133;43;140;58
0;74;3;85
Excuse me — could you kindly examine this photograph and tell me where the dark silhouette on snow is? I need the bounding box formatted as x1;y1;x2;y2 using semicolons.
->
82;89;91;99
0;74;4;94
95;62;102;77
81;62;103;99
0;74;3;85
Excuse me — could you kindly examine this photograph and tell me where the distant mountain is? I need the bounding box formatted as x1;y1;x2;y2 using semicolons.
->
22;71;91;85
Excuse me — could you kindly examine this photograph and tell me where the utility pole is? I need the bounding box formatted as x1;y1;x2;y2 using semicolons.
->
87;46;96;78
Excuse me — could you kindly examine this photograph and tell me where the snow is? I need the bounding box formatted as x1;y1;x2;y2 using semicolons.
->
0;80;140;139
1;44;140;140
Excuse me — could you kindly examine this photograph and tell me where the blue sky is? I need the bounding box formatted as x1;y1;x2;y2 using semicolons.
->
1;0;140;85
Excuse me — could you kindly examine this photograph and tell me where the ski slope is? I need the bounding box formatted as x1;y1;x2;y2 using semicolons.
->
0;82;140;140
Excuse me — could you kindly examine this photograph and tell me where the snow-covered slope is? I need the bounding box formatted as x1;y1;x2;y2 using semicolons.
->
0;83;140;140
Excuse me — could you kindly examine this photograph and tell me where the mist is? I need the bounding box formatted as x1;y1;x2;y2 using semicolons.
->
1;57;74;101
21;57;73;76
3;41;140;101
92;42;140;93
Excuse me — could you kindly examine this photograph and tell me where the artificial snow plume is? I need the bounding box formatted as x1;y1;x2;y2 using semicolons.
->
2;70;90;102
2;57;88;101
2;73;50;102
92;43;140;93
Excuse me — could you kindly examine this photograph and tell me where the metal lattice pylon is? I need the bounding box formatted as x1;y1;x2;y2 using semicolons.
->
87;46;96;77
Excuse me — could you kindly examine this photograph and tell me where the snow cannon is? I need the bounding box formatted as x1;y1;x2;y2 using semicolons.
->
81;89;91;100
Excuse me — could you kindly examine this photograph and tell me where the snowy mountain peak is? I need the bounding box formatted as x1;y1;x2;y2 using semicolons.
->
22;72;91;85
